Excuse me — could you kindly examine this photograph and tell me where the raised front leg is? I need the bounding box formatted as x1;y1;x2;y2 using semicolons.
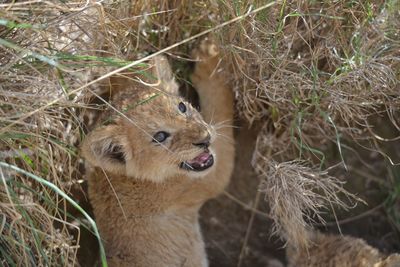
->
191;38;234;127
191;38;235;196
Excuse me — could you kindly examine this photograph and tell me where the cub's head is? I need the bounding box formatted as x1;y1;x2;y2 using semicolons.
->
81;56;216;182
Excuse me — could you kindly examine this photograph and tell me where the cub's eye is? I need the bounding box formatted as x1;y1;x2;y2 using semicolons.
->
152;131;170;143
178;102;187;113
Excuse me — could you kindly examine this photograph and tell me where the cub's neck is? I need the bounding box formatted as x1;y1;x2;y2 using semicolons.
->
87;167;208;219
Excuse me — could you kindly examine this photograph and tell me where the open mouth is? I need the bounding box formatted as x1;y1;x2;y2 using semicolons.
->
180;149;214;172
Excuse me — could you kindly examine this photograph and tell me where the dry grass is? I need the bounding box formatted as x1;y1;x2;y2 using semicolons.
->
1;0;399;265
255;159;362;249
0;163;79;266
221;0;400;249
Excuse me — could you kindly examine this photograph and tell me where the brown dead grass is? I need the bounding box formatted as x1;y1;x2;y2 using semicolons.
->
1;0;399;265
220;1;399;249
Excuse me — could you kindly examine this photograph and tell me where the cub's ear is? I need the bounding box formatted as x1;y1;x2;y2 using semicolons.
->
81;125;129;174
150;55;179;96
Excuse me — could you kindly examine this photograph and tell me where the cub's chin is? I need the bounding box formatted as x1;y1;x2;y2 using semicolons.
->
179;148;215;177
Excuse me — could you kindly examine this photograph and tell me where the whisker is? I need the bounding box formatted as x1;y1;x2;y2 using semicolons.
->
209;110;216;126
213;119;230;126
212;120;240;129
215;133;235;145
214;124;240;129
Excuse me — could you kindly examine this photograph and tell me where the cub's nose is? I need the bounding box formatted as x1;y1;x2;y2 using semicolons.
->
193;134;211;148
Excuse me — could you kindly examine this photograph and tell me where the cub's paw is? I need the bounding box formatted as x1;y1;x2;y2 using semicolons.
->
192;37;219;61
191;37;222;79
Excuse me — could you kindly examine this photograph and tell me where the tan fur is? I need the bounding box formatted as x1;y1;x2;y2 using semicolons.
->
81;39;235;266
286;231;400;267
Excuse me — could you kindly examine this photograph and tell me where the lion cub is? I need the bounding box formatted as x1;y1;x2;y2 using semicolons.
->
81;39;235;266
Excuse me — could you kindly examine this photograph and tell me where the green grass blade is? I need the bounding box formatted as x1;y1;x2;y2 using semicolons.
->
0;162;108;267
0;38;63;69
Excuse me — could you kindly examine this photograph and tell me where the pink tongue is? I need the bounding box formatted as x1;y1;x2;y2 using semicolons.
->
188;152;210;164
